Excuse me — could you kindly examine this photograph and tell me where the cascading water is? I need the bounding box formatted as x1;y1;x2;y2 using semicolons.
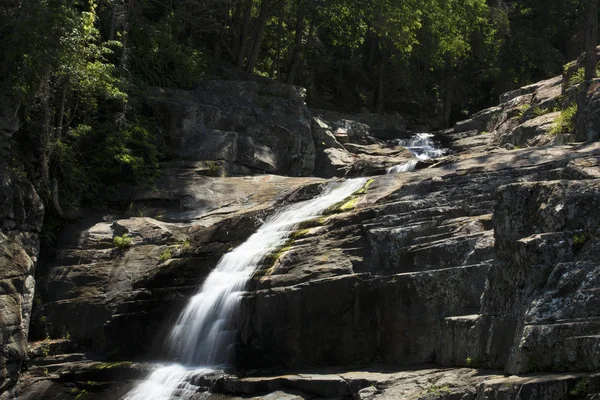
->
124;177;368;400
386;133;446;173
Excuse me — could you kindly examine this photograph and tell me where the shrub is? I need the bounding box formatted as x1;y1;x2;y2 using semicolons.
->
568;68;585;88
532;107;549;117
550;103;578;135
159;248;172;262
515;104;531;120
113;234;132;249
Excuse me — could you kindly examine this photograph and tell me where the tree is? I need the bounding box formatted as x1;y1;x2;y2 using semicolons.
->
585;0;598;80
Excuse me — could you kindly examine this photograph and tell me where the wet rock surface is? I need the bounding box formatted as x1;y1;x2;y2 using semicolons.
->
11;73;600;399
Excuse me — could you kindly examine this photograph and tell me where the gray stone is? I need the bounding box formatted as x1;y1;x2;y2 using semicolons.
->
149;80;316;177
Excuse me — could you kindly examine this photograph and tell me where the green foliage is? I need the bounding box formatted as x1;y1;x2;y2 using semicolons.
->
550;103;578;135
205;161;222;177
291;229;311;239
41;344;50;357
355;178;375;195
573;232;592;252
569;377;590;400
568;68;586;88
94;361;133;370
159;248;172;262
113;234;132;249
516;104;531;120
426;385;451;394
532;107;550;117
177;238;191;250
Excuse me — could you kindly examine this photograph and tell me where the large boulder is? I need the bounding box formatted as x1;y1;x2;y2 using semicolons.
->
149;80;316;177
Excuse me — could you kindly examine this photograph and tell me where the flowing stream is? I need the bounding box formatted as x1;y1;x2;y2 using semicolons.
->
124;178;368;400
386;133;446;173
125;132;445;399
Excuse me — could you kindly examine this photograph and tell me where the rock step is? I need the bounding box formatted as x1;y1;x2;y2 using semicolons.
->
28;353;87;367
28;339;76;359
409;226;491;246
211;374;356;398
242;264;490;368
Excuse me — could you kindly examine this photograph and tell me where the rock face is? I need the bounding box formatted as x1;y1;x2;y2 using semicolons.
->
575;79;600;143
149;80;316;177
452;75;565;149
238;144;600;371
441;162;600;374
30;174;325;361
15;73;600;400
148;82;420;180
0;172;44;396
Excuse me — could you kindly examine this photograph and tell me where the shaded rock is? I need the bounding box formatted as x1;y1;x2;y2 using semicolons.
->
0;171;43;397
499;111;560;147
575;79;600;143
446;177;600;374
314;147;356;178
454;106;501;134
310;109;408;140
149;80;315;177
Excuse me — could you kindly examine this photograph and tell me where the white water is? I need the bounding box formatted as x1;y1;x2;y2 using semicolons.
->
386;133;446;173
124;178;367;400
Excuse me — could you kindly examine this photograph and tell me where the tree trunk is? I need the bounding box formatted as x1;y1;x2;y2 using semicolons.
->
39;76;52;191
237;0;253;67
443;78;456;128
585;0;598;80
374;60;385;113
52;179;65;218
246;0;269;73
287;7;306;84
55;81;68;139
231;0;243;64
108;4;117;40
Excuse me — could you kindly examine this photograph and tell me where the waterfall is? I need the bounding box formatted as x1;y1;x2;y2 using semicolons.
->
386;133;446;174
124;177;367;400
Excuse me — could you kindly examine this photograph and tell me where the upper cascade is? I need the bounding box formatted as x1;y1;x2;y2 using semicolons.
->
386;133;446;173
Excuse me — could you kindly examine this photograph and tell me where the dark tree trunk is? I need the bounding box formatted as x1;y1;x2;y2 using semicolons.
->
443;78;456;128
287;7;306;84
231;0;243;63
55;81;67;139
237;0;254;67
374;60;385;113
246;0;269;73
585;0;598;80
108;4;117;40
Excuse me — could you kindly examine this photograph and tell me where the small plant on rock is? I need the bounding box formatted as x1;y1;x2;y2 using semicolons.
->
205;161;222;177
569;377;590;400
568;68;585;88
113;234;132;249
532;107;549;117
159;248;172;262
516;104;531;120
427;385;451;395
572;232;592;252
550;103;578;135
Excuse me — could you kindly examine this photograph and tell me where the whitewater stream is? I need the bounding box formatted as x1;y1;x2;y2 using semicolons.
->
124;178;368;400
386;133;446;173
124;132;444;399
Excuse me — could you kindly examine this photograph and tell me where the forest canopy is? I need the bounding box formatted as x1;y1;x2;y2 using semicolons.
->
0;0;593;215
